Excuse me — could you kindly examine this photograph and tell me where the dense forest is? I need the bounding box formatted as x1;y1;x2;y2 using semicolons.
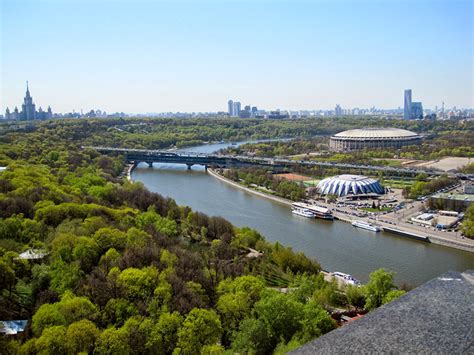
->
0;117;425;354
3;116;471;151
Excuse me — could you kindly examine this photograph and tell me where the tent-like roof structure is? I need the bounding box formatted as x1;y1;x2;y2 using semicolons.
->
316;175;385;197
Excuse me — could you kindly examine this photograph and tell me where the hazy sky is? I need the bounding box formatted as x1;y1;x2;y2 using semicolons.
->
1;0;473;113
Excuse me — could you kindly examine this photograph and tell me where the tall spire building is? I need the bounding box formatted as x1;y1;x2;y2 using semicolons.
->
5;82;53;120
21;81;36;120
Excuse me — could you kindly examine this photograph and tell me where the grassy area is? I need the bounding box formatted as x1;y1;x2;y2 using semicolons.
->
303;179;321;187
381;179;416;189
361;207;393;213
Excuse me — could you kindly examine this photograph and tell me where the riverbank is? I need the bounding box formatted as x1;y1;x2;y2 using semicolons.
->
208;169;474;253
207;168;293;206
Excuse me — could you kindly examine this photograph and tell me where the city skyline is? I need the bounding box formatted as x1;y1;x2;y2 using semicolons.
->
2;82;472;120
1;0;473;113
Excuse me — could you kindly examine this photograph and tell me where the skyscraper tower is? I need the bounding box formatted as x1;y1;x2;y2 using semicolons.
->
228;99;234;116
404;89;412;119
21;81;36;120
233;101;241;116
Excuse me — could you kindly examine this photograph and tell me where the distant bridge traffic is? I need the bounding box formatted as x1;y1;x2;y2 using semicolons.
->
84;146;473;179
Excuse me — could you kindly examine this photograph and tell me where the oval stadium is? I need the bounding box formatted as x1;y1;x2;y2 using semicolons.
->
329;128;421;151
316;174;385;197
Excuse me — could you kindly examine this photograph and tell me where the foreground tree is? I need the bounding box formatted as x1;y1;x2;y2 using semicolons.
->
364;268;400;310
176;308;222;353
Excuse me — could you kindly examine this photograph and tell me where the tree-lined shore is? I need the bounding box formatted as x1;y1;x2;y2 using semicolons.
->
0;118;426;354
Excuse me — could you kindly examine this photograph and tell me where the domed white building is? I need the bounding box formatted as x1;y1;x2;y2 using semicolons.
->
317;175;385;197
329;128;421;151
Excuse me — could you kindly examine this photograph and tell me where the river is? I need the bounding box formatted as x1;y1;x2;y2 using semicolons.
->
132;141;474;286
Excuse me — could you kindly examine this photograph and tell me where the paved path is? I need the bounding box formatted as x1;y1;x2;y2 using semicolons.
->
313;198;474;252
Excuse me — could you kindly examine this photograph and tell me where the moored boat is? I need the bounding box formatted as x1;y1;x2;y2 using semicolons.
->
292;202;333;220
351;220;381;232
291;206;315;218
333;271;361;286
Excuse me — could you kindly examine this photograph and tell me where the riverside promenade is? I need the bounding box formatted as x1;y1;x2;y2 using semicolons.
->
207;168;292;206
208;169;474;253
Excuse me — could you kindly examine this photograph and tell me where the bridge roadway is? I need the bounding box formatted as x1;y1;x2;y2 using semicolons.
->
84;146;473;179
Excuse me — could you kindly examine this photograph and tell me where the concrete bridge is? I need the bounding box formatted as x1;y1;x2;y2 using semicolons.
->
84;146;473;179
86;146;285;170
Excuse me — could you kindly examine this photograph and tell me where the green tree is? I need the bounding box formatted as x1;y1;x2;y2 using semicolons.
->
201;344;225;354
177;308;222;354
254;291;305;343
298;301;336;342
93;227;127;252
216;276;265;335
49;259;83;294
103;298;139;327
117;266;159;300
382;289;406;304
120;316;155;354
32;303;66;336
99;248;121;271
72;236;100;272
462;204;474;239
35;325;68;354
346;284;366;309
66;319;100;354
94;327;131;355
231;318;274;354
364;268;397;310
271;243;320;274
312;278;340;308
149;312;183;354
125;227;151;249
274;338;303;355
136;207;178;237
57;291;97;324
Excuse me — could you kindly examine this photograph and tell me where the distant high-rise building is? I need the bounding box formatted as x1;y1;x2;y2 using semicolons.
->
227;99;234;116
239;105;251;118
404;89;412;119
233;101;241;116
411;102;423;119
335;104;342;116
251;106;258;118
403;89;424;119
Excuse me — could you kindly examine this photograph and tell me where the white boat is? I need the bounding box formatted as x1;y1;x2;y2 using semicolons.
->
292;206;315;218
352;220;381;232
333;271;361;286
292;202;333;220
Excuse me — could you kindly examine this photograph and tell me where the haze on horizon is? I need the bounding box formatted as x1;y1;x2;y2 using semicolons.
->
1;0;472;114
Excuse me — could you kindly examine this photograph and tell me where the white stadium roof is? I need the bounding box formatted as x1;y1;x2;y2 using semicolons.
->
333;128;419;139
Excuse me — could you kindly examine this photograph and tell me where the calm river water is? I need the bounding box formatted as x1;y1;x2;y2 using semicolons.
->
132;142;474;286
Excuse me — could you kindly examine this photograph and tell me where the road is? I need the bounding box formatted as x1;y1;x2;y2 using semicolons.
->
311;197;474;252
